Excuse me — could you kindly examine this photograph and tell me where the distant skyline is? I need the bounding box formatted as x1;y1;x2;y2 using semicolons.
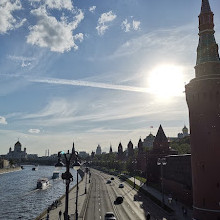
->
0;0;220;156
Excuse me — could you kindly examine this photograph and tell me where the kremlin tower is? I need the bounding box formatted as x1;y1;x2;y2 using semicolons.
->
185;0;220;219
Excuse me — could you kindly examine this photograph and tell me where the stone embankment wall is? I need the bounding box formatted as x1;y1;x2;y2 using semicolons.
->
0;167;21;174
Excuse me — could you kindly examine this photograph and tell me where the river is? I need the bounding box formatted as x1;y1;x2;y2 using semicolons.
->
0;165;80;220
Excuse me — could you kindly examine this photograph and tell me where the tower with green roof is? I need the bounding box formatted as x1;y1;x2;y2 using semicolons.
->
185;0;220;219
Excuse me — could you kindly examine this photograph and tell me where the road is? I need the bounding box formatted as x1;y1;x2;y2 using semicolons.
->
84;169;170;220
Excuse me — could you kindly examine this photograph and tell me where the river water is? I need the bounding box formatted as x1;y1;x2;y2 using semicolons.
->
0;165;80;220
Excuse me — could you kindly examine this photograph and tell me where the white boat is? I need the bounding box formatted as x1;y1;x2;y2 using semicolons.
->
37;178;49;189
52;171;60;179
32;165;39;171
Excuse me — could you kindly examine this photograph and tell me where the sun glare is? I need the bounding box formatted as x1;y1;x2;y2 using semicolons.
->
147;65;184;99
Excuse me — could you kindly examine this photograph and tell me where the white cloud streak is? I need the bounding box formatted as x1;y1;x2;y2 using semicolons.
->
28;128;40;133
23;98;76;119
0;0;26;34
0;116;8;125
114;24;196;58
29;77;150;93
96;11;116;36
8;55;36;67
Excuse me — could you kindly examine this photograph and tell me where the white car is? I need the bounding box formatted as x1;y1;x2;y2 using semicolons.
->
104;212;116;220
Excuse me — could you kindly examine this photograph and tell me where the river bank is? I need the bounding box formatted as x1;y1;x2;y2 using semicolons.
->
0;167;21;174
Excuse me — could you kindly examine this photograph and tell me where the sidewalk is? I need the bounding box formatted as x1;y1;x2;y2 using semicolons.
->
128;177;192;220
35;174;90;220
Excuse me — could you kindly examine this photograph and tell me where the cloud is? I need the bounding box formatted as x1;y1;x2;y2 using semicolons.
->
96;11;116;36
8;55;36;67
114;24;196;58
45;0;73;10
0;0;26;34
121;18;140;32
28;128;41;133
89;6;96;13
121;19;131;32
132;20;140;30
74;33;83;42
0;116;7;125
22;98;77;119
27;7;84;52
29;77;150;93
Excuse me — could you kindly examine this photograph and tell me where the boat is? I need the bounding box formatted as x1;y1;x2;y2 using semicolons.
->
32;165;39;171
37;178;50;189
52;171;60;179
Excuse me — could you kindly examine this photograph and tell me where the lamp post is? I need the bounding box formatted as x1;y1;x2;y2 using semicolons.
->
157;157;167;206
55;149;73;220
85;166;88;194
72;149;80;220
132;159;137;188
89;169;91;183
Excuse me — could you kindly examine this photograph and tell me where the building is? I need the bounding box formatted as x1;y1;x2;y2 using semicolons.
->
96;145;102;155
109;145;113;153
143;133;155;148
0;159;9;168
117;142;123;159
147;125;177;182
79;151;89;158
127;140;134;157
177;125;189;139
163;154;192;206
137;138;146;174
7;141;27;160
185;0;220;219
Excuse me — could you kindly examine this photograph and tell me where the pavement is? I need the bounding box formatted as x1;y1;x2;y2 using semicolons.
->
128;177;193;220
36;173;91;220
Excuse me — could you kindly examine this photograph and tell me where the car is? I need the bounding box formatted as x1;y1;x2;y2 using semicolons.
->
111;177;114;180
119;183;124;188
115;196;123;204
104;212;116;220
106;180;111;184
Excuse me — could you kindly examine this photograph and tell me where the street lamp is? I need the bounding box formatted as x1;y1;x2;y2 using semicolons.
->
85;166;89;194
132;159;137;188
157;157;167;206
55;149;73;220
89;168;91;183
72;149;80;220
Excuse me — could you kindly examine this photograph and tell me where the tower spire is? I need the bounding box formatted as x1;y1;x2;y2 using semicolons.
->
201;0;211;13
195;0;220;77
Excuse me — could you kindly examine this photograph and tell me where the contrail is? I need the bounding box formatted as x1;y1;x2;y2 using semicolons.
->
30;77;151;93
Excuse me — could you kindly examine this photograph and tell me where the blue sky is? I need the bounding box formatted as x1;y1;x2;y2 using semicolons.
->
0;0;220;156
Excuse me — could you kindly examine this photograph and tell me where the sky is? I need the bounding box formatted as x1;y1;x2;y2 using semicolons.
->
0;0;220;156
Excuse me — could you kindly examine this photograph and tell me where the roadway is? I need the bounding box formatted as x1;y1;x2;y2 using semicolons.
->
84;169;170;220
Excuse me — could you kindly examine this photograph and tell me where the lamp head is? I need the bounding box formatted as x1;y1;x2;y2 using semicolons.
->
73;161;81;170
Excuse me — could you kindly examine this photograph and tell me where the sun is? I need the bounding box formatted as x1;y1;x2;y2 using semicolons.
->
147;64;184;99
